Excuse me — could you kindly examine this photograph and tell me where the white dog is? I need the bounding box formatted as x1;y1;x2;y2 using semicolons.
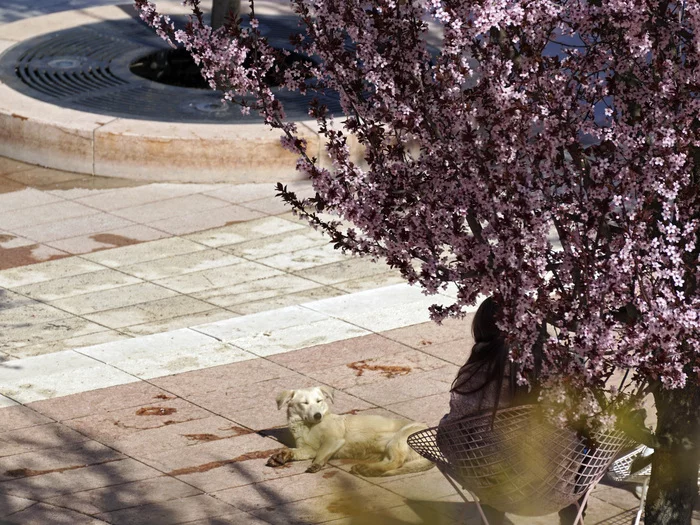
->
266;386;435;476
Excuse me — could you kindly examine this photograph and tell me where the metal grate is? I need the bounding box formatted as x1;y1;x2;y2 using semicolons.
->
0;14;341;123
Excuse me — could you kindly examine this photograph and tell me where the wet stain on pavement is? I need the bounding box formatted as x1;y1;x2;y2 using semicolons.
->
153;393;175;400
5;458;120;479
347;360;411;379
90;233;140;248
0;245;68;270
182;433;225;442
322;470;338;479
135;406;177;416
167;448;285;476
222;425;254;436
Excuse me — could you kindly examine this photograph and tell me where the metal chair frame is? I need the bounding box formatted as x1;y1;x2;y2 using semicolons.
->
407;405;632;525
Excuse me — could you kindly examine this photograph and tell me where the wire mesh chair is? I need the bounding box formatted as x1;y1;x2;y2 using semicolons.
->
607;445;653;525
407;405;632;525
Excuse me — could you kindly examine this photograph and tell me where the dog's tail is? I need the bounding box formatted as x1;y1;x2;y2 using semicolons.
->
380;457;435;477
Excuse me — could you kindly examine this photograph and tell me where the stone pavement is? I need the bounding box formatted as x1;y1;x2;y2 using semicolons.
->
0;156;691;524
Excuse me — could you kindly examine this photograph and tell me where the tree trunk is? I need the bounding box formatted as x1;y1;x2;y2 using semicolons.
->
644;377;700;524
211;0;241;30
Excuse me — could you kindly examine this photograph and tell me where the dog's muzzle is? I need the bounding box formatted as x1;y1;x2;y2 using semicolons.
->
314;413;322;421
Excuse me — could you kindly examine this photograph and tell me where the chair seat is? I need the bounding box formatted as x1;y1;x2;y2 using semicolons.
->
408;405;631;516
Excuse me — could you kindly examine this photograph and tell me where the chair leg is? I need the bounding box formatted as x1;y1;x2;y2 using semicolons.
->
438;468;490;524
634;478;650;525
572;484;597;525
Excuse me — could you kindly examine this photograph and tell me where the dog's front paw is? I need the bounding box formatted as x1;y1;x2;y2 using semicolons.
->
266;449;293;467
305;463;323;473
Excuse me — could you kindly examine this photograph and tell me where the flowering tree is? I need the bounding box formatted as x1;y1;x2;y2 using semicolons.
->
136;0;700;522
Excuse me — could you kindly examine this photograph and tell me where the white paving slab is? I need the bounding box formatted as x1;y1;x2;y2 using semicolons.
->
0;283;479;404
0;394;18;407
0;351;138;404
77;328;255;379
0;257;105;289
192;305;328;341
227;318;371;357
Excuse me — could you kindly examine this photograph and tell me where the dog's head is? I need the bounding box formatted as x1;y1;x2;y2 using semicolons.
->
276;386;334;425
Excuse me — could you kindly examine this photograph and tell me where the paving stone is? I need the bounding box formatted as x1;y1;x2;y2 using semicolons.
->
193;304;327;341
249;485;407;525
95;494;239;525
118;308;236;337
83;295;217;329
0;493;37;518
256;243;350;272
0;502;109;525
325;502;462;525
111;194;231;223
1;317;111;355
0;187;61;213
222;229;328;260
15;213;135;243
138;431;279;475
332;272;407;293
384;391;453;427
343;366;455;406
0;394;18;408
0;257;104;289
153;260;282;294
107;415;253;457
13;269;142;302
0;350;137;403
78;328;254;379
75;183;217;212
0;242;69;270
146;204;266;235
43;475;202;515
224;317;370;358
65;397;212;445
202;183;281;204
0;440;126;488
0;157;33;177
45;224;169;254
49;282;177;316
228;286;345;315
0;301;73;324
150;358;298;398
293;257;392;285
267;333;409;372
381;317;473;349
0;200;97;231
183;215;305;248
4;167;86;188
81;237;208;268
28;381;174;422
239;195;295;215
173;457;310;494
11;330;131;359
191;274;322;308
0;405;53;432
118;249;244;280
305;349;452;391
0;422;90;457
213;467;373;512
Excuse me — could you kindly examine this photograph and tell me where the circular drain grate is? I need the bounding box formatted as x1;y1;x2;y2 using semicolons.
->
0;12;341;123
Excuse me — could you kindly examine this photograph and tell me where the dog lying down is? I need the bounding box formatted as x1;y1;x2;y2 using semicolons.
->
266;386;435;477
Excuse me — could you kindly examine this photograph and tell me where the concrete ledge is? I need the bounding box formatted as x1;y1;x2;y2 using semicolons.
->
0;1;327;183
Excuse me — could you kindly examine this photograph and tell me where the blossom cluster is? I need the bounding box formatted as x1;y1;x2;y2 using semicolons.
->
136;0;700;424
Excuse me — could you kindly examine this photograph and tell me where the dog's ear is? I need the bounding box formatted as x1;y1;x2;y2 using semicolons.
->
276;390;295;410
319;386;334;404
